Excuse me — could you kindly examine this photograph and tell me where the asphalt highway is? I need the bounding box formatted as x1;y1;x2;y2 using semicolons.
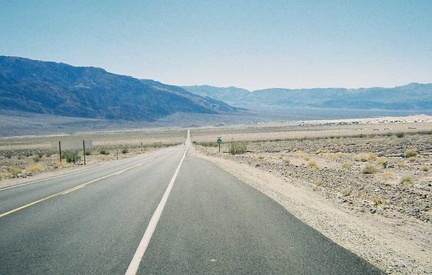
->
0;132;383;274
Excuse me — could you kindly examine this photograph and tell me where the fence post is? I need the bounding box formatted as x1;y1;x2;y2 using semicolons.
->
58;141;62;165
83;140;86;165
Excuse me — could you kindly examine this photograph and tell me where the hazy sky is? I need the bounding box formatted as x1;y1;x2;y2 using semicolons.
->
1;0;431;90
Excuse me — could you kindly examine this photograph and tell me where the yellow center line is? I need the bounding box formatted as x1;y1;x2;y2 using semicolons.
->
0;161;148;218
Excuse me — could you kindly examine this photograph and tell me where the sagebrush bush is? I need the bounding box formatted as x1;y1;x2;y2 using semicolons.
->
342;162;353;170
371;194;387;205
401;175;414;185
8;166;23;176
308;160;319;170
229;141;247;155
342;187;352;197
377;157;388;168
405;148;417;158
362;164;378;174
99;149;110;155
63;150;81;163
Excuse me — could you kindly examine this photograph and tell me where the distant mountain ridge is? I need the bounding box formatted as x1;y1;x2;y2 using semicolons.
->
183;83;432;110
0;56;237;121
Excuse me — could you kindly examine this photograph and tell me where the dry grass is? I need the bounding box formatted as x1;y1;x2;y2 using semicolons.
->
26;164;44;173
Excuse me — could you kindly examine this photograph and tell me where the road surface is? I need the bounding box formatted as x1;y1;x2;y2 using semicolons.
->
0;131;383;274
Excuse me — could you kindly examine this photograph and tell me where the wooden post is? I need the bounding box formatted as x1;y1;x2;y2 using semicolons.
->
58;141;62;164
83;140;86;165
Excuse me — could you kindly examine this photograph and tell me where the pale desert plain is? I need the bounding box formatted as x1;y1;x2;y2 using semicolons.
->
1;115;432;274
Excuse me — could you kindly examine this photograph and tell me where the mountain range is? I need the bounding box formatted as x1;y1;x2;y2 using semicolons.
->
183;83;432;110
0;56;236;121
1;55;431;126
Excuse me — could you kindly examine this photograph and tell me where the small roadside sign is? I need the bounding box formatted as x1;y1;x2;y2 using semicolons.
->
217;137;222;152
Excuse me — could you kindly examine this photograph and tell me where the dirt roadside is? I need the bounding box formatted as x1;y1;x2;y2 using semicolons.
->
189;145;432;275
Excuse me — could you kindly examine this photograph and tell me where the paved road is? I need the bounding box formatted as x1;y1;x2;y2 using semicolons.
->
0;132;383;274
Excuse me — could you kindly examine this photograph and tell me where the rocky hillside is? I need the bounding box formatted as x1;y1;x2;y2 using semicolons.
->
0;56;237;121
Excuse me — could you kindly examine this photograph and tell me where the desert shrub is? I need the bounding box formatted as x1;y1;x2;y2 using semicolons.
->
421;165;430;172
314;179;323;186
404;148;417;158
153;142;163;148
258;155;265;160
400;175;414;185
368;152;378;161
283;158;291;165
397;161;406;168
308;160;319;170
328;153;343;160
8;166;23;177
342;162;353;170
32;156;40;162
85;150;92;156
4;152;13;159
99;149;110;155
354;154;368;162
409;156;416;162
302;154;311;161
396;132;405;138
342;187;352;197
63;150;81;163
371;194;387;205
26;164;43;173
198;141;218;147
383;170;393;179
122;148;129;154
377;157;388;168
229;141;247;155
362;164;378;174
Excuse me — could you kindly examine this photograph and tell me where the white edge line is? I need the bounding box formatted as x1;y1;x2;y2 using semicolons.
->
125;145;188;275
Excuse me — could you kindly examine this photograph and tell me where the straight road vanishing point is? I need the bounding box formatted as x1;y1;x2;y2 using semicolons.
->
0;130;384;274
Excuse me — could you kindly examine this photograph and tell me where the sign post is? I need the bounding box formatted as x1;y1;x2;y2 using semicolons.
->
217;137;222;153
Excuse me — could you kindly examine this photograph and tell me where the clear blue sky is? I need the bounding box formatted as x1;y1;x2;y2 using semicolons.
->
1;0;431;90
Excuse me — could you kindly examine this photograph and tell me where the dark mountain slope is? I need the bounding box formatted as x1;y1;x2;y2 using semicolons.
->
0;56;237;121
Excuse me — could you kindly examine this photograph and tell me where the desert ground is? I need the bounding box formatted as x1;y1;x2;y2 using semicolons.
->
1;115;431;274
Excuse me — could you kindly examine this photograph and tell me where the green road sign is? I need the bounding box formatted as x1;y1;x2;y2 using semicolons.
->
217;137;222;144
